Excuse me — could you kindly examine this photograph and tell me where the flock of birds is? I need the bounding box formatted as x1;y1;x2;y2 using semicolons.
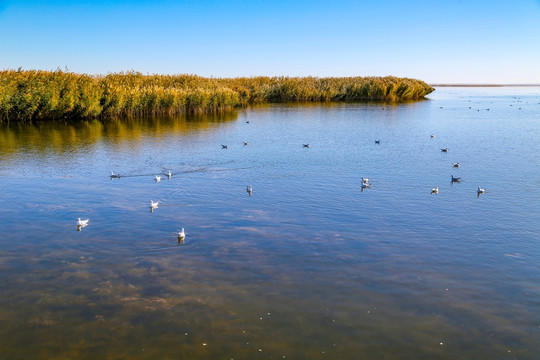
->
428;134;486;196
76;124;488;238
76;138;317;238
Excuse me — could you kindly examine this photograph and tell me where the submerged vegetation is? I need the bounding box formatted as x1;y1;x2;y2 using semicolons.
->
0;70;434;122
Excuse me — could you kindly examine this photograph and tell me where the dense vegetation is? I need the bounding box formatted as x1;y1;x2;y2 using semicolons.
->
0;70;434;122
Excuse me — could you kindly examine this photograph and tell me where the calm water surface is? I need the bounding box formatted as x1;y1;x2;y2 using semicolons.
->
0;87;539;359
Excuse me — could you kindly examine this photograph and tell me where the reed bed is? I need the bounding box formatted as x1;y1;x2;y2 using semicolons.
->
0;70;434;122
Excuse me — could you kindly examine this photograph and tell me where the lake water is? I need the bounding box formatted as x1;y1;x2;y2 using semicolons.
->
0;87;539;359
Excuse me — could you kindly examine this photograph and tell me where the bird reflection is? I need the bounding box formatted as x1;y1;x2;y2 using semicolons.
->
76;224;88;232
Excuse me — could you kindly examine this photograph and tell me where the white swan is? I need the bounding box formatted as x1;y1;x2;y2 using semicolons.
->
77;218;89;226
431;186;439;194
150;200;159;209
178;228;185;241
154;175;161;182
477;186;485;194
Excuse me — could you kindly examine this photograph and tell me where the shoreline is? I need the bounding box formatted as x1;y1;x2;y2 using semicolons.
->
0;71;433;122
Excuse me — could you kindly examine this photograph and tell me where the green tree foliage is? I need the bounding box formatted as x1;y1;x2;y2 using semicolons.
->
0;70;434;122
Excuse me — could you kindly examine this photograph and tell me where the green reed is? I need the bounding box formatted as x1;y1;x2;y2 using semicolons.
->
0;70;434;122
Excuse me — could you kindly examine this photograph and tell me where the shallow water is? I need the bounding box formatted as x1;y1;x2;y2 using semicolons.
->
0;87;539;359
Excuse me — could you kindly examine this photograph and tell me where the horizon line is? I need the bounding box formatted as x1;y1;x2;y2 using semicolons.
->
430;83;540;87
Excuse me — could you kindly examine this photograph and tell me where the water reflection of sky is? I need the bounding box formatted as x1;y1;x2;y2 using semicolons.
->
0;90;539;359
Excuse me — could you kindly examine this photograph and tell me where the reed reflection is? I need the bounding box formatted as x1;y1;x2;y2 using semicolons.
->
0;111;239;158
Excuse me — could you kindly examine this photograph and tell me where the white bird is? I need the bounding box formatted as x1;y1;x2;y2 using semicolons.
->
167;170;172;179
150;200;159;209
453;162;460;168
441;148;448;152
361;177;370;184
451;175;461;182
431;186;439;194
110;171;120;179
154;175;161;182
477;186;485;194
77;218;89;226
246;185;253;194
178;228;185;241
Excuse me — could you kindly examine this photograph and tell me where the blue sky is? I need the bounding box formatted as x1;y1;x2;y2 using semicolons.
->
1;0;539;83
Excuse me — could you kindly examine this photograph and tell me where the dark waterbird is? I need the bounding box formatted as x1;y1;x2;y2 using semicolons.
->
453;162;460;168
441;148;448;152
303;144;310;148
222;144;228;149
375;140;380;144
451;175;461;182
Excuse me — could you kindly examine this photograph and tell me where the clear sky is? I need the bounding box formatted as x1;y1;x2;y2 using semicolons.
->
1;0;539;83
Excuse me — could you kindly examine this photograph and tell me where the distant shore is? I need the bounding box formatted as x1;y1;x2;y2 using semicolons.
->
431;84;540;87
0;70;433;122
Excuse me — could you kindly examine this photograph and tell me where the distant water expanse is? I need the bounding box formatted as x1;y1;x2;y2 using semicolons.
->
0;87;538;359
